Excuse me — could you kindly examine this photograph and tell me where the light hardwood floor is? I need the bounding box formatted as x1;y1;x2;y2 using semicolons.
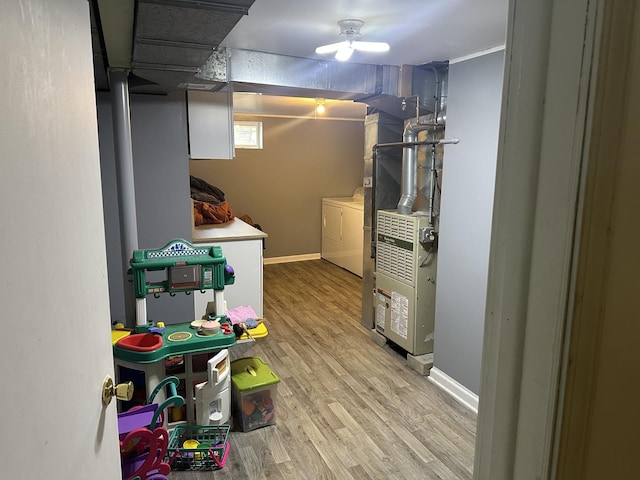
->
172;259;476;479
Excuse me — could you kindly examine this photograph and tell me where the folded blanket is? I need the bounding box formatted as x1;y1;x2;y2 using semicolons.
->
193;199;234;226
190;175;226;202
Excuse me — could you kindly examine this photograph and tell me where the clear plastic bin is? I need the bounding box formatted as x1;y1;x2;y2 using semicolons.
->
230;357;280;432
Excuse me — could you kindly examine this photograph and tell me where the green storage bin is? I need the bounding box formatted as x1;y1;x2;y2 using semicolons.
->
231;357;280;432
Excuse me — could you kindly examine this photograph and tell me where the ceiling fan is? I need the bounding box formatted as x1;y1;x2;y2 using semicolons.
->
315;19;390;62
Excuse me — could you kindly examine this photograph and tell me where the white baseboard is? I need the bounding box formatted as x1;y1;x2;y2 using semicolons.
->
263;253;321;265
428;367;479;414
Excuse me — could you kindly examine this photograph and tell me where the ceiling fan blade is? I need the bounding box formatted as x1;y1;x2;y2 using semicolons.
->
315;41;347;55
352;41;390;53
335;45;354;61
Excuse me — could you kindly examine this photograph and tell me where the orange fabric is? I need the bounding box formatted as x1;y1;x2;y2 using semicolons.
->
193;199;235;226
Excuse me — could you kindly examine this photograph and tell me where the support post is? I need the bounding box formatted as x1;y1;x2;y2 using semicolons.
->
109;69;139;327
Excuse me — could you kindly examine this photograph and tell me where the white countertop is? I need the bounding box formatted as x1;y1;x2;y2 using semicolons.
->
192;218;268;243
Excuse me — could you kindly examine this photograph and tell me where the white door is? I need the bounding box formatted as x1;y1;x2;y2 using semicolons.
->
340;204;364;277
321;201;343;264
0;1;122;478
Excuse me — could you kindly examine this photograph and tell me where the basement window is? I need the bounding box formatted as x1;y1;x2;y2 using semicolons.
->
234;121;263;149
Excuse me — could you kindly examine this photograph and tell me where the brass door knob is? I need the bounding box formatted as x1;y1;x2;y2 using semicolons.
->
102;376;134;406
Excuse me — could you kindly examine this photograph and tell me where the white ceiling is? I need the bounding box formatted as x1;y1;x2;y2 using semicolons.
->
221;0;509;117
221;0;509;67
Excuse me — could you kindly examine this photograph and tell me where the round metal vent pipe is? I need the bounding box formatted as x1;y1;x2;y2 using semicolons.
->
397;120;432;214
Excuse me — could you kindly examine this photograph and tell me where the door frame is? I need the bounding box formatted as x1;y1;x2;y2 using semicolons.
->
474;0;607;478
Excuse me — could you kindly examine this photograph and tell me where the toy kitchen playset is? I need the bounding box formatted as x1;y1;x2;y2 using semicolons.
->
111;239;276;439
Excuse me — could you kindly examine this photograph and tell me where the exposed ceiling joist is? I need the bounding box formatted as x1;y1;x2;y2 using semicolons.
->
140;0;252;15
96;0;135;70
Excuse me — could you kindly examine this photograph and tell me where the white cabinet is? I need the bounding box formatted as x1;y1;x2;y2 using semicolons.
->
187;90;235;159
321;197;364;277
192;219;267;318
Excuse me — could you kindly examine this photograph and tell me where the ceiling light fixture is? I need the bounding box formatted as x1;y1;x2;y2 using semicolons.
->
315;19;390;62
335;44;355;62
315;98;326;114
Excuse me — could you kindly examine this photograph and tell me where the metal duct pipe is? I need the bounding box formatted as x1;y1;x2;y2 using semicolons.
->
427;144;437;227
397;120;433;214
436;70;447;124
374;134;459;218
425;65;440;122
397;63;448;215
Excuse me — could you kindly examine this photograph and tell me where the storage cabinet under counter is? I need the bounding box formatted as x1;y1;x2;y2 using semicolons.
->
321;197;364;277
192;218;267;318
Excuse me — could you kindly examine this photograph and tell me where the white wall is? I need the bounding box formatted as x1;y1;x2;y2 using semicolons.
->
433;50;505;394
0;1;121;477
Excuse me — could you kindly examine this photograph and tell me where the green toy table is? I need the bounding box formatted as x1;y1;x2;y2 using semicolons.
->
113;322;237;364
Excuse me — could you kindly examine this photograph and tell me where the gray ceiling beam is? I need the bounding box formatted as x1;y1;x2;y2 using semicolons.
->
139;0;252;15
196;48;401;99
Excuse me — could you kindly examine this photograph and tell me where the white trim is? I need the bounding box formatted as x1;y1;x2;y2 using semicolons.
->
474;0;600;479
449;45;506;64
263;253;321;265
428;367;479;414
511;0;599;477
474;1;557;473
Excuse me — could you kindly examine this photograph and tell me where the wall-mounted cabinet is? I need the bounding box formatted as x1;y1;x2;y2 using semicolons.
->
321;197;364;277
187;90;235;159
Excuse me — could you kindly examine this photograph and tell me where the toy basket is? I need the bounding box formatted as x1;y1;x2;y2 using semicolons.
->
166;424;230;471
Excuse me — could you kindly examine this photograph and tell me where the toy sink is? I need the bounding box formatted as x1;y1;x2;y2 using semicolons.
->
117;333;163;352
113;322;237;363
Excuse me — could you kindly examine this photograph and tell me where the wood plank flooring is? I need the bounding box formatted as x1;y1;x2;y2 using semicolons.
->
171;260;476;479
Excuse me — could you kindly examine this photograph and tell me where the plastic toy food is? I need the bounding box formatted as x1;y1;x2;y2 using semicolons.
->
242;398;256;416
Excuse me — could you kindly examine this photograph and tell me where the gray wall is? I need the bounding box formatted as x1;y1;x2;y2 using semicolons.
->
99;95;364;324
434;51;505;394
98;92;194;326
190;115;365;258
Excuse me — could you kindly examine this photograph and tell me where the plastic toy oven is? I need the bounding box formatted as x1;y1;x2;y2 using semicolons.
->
129;239;235;299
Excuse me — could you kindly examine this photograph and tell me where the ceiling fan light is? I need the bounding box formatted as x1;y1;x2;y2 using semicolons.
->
338;19;365;36
352;40;390;53
335;45;354;61
315;41;346;55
